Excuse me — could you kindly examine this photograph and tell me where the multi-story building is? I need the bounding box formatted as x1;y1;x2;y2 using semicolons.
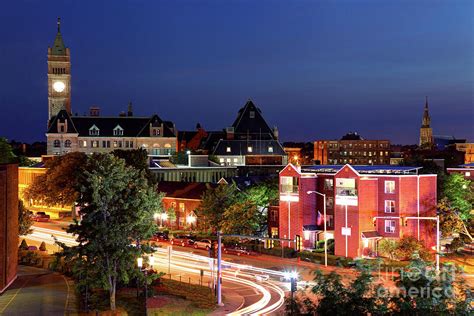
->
314;132;391;165
454;143;474;164
278;164;437;258
0;164;18;293
419;97;434;148
202;100;287;167
46;107;178;156
45;19;177;157
157;181;217;229
447;163;474;181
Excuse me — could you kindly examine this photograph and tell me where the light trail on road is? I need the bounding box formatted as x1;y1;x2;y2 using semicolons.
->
27;225;287;315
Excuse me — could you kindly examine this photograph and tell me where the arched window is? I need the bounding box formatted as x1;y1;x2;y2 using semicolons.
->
53;140;60;147
64;140;71;148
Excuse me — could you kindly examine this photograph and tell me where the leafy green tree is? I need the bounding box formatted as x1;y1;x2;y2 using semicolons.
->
221;200;264;235
198;183;239;232
441;173;473;221
59;153;161;311
0;138;16;164
112;148;156;185
439;198;473;242
394;236;432;261
24;152;87;207
378;238;397;260
18;200;33;236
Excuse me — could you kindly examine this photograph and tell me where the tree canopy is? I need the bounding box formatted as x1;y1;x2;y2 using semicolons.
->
59;153;162;311
18;200;33;236
0;138;16;164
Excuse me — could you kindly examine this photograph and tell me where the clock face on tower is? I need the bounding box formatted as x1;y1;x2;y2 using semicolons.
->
53;81;66;92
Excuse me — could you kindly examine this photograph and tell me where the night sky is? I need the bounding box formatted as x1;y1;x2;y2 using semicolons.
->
1;0;473;144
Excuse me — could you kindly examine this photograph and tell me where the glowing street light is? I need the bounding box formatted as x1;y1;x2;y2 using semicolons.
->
137;257;143;269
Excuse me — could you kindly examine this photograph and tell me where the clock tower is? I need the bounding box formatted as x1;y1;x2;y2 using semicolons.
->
47;17;71;122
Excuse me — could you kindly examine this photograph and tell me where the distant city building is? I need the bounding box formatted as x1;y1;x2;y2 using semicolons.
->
434;135;466;150
455;143;474;164
419;97;434;148
202;100;286;166
0;164;18;293
314;132;390;165
177;123;208;152
283;142;314;165
447;163;474;181
44;20;177;156
278;164;437;258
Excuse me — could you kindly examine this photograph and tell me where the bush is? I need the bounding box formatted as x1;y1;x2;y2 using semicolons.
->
19;239;28;250
19;250;41;265
260;247;297;258
297;251;351;267
448;237;465;253
395;236;433;261
378;239;398;260
39;241;47;251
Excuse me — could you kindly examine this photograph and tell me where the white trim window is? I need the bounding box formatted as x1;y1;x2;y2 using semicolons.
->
113;125;124;136
89;125;100;136
384;200;395;213
385;180;395;194
226;146;231;153
247;146;253;153
53;140;60;147
268;146;273;153
385;220;396;233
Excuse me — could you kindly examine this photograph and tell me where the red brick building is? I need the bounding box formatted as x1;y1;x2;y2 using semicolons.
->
278;164;437;258
447;163;474;181
158;181;217;229
0;164;18;293
314;132;390;165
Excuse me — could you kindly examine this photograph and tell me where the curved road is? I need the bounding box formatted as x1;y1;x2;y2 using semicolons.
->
0;266;72;316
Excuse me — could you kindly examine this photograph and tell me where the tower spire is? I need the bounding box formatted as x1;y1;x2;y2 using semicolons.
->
425;96;428;108
57;17;61;33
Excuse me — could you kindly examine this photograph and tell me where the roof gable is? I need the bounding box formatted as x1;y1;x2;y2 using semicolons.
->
231;100;275;139
47;110;78;134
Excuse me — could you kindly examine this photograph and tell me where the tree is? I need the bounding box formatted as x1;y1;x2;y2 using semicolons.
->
221;200;264;235
18;200;33;236
198;182;239;232
439;198;473;242
0;137;16;164
24;152;87;207
394;236;432;261
441;173;473;221
112;148;156;185
378;239;397;260
59;153;161;311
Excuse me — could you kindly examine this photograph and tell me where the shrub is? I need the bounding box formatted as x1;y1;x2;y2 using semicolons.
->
260;247;297;258
378;239;398;260
39;241;47;251
395;236;432;261
448;237;465;253
297;251;351;267
19;239;28;250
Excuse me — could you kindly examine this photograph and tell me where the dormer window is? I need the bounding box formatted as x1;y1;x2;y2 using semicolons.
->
247;146;253;153
250;111;255;118
89;125;100;136
226;147;231;153
151;128;161;136
268;146;273;153
113;125;124;136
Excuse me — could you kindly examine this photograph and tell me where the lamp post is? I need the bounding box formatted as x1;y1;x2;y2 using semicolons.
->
307;190;327;267
137;254;154;310
284;271;298;314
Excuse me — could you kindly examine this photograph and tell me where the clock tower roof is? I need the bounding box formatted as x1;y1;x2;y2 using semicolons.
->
51;17;67;56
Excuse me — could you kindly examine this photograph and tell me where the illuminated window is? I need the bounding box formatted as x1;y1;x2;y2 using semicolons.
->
226;147;231;152
280;176;299;194
248;146;253;153
268;146;273;153
233;158;238;163
466;172;471;177
384;200;395;213
385;220;396;233
323;179;334;190
219;158;224;163
385;181;395;194
82;140;87;147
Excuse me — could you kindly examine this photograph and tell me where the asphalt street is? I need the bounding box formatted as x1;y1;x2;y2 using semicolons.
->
0;266;72;316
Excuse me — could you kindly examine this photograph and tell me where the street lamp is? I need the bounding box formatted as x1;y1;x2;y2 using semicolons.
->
153;213;159;224
307;190;327;267
186;212;196;229
284;271;298;314
186;150;191;167
137;254;154;310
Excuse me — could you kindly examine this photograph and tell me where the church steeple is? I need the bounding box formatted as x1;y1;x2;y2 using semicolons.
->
419;96;433;148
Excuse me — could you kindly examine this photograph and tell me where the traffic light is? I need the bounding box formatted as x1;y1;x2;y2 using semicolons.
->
403;218;408;226
372;218;377;227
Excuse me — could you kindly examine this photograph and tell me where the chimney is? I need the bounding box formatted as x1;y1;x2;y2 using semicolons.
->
89;106;100;116
127;101;133;117
226;127;234;140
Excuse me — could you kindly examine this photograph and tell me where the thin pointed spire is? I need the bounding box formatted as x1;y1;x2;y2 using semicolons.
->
425;96;428;108
57;17;61;33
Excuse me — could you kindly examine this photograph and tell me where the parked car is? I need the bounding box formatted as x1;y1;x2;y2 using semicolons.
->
223;246;251;256
151;232;169;242
170;235;195;247
194;239;213;250
33;212;50;222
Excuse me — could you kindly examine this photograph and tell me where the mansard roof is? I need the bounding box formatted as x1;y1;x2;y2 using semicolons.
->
212;139;285;156
231;100;276;140
47;110;176;137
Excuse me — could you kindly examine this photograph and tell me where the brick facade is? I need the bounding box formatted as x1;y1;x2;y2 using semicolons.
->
278;164;437;258
0;164;18;293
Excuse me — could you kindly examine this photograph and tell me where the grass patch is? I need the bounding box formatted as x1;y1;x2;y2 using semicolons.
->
148;295;213;316
157;278;216;309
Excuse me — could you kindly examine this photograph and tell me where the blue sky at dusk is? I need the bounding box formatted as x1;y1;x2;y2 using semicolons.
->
0;0;472;144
